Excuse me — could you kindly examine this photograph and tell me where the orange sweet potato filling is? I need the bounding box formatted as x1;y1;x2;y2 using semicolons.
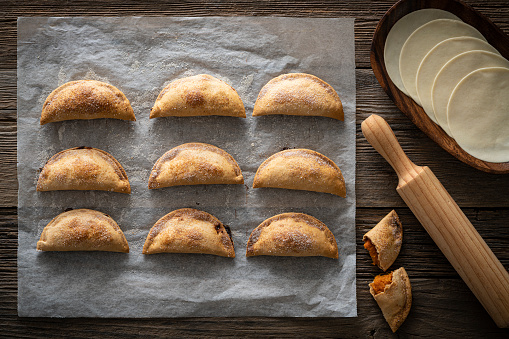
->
372;272;393;295
364;238;379;267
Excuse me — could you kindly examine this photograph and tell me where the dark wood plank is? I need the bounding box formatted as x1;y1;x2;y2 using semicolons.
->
357;208;509;278
0;70;16;109
0;1;508;70
1;208;508;337
0;109;17;207
3;279;507;338
5;207;507;283
3;69;509;208
355;69;509;208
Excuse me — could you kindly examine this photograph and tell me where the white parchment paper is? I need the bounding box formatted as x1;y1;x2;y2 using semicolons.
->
17;17;356;317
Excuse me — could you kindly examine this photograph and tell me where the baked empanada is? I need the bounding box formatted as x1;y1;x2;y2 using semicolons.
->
142;208;235;257
148;143;244;189
253;73;344;120
253;149;346;197
369;267;412;332
37;147;131;193
363;210;402;271
246;213;338;258
37;209;129;252
150;74;246;118
41;80;135;125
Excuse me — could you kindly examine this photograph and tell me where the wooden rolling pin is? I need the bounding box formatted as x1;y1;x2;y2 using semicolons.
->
361;114;509;328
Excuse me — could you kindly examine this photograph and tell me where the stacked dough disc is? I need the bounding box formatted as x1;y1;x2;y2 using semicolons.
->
384;9;509;163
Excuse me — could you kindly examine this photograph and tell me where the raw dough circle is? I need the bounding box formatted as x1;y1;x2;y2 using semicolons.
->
399;19;485;105
447;67;509;163
384;9;459;96
432;51;509;135
416;37;498;123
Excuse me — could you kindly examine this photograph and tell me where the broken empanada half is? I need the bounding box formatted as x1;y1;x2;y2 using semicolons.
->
41;80;135;125
253;73;344;120
363;210;402;271
150;74;246;118
37;147;131;194
246;213;338;258
253;149;346;197
148;143;244;189
369;267;412;332
37;209;129;252
142;208;235;257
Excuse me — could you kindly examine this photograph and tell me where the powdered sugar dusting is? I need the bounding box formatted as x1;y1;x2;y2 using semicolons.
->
57;66;67;86
237;73;255;103
84;69;109;83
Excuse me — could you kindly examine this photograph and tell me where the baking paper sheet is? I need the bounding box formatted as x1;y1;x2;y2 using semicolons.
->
17;17;356;317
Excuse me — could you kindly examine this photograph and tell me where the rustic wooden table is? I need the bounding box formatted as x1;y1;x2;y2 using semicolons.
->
1;1;508;337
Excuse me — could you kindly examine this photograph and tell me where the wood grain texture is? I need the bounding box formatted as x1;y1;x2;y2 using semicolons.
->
1;279;507;338
1;208;508;336
0;1;508;70
2;0;509;337
2;70;509;208
371;0;509;173
356;208;509;279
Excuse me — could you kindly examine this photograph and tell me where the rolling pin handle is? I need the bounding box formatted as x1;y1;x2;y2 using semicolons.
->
361;114;421;185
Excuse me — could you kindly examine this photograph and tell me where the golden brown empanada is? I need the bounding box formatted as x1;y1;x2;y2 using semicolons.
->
142;208;235;257
253;73;344;120
363;210;402;271
246;213;338;258
253;149;346;197
148;143;244;189
37;147;131;193
37;209;129;252
150;74;246;118
369;267;412;332
41;80;135;125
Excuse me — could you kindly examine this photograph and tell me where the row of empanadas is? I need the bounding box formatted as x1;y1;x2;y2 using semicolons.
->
37;144;346;197
37;209;338;259
40;73;343;124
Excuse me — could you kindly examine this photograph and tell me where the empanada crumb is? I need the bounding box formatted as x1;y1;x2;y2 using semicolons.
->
371;272;393;295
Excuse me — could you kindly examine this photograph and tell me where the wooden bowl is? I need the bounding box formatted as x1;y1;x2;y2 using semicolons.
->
371;0;509;174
